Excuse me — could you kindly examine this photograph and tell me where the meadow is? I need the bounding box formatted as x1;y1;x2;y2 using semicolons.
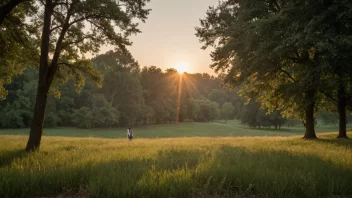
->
0;122;352;197
0;120;346;139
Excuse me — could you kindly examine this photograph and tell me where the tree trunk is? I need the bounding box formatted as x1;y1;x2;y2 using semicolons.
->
26;86;49;151
275;124;278;130
25;0;53;152
337;86;348;138
303;100;317;139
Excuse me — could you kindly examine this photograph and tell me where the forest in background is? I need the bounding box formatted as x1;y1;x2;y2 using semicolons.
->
0;50;343;129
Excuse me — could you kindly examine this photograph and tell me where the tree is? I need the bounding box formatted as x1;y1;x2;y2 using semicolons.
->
26;0;150;151
188;98;200;121
0;68;37;128
308;0;352;139
221;102;234;123
208;89;227;107
93;50;143;127
140;66;177;124
195;0;334;139
318;110;338;125
210;101;220;122
72;95;119;128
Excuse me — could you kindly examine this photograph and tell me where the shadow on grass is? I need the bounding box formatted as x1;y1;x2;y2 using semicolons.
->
317;138;352;149
1;145;352;198
0;149;26;168
200;145;352;197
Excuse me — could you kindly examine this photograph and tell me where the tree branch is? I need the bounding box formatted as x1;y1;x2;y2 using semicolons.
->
57;62;74;67
321;90;338;103
46;4;73;84
62;34;94;49
279;68;296;82
0;0;30;26
49;24;62;33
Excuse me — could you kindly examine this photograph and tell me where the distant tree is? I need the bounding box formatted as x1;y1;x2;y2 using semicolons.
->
188;99;219;122
210;101;220;122
240;100;285;129
139;104;155;125
208;89;227;107
72;95;119;128
318;110;338;125
56;96;74;126
221;102;234;123
267;111;286;130
188;98;200;122
93;50;143;127
0;69;36;128
26;0;150;151
240;101;260;128
72;107;93;129
140;66;176;124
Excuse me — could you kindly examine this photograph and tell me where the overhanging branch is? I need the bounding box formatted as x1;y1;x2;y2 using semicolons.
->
279;68;296;82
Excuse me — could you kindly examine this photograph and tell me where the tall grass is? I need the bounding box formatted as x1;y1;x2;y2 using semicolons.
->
0;133;351;197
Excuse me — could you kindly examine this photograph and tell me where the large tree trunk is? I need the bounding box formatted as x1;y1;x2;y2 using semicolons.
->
303;90;317;139
337;86;348;138
25;0;53;152
26;86;49;151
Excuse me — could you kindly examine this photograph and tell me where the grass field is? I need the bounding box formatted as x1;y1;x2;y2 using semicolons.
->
0;120;348;139
0;121;351;197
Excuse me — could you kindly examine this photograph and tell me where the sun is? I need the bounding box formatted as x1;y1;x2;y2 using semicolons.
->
174;62;190;74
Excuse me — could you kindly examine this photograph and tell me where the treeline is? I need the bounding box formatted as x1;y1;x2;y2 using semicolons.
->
0;50;295;129
196;0;352;139
2;0;350;151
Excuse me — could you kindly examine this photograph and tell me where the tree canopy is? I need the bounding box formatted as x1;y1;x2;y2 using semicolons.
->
196;0;352;139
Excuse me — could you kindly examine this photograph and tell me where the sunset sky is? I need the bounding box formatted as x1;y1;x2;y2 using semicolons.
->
102;0;218;74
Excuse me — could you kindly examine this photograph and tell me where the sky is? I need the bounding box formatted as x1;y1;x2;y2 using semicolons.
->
102;0;218;74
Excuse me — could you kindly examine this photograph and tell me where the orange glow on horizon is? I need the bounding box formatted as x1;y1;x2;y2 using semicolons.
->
174;62;190;74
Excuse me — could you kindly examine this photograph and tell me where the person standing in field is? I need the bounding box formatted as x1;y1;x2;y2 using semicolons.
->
127;128;133;140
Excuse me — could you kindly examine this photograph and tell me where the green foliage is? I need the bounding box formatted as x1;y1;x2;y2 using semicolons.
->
208;89;227;106
220;102;234;122
0;69;37;128
0;49;289;130
188;98;219;122
72;107;94;129
0;1;37;98
195;0;352;138
72;95;120;129
44;112;59;128
318;110;338;125
240;101;286;129
56;96;75;126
